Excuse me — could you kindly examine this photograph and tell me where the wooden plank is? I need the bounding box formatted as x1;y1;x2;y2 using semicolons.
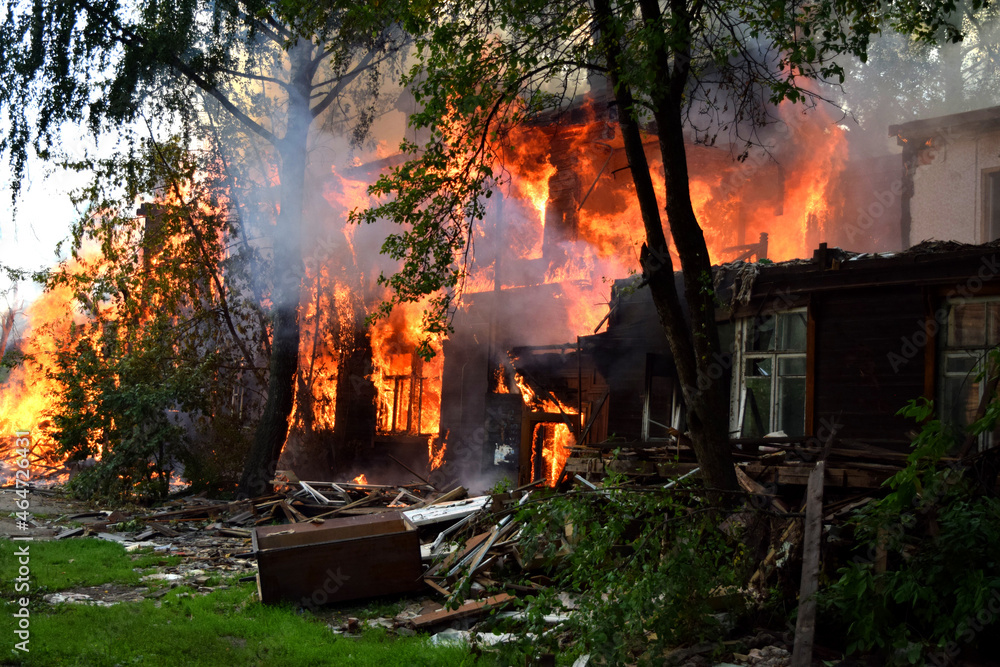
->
791;461;825;667
742;463;890;488
734;466;789;513
255;513;410;550
147;521;181;538
410;594;515;629
428;531;492;577
307;492;386;521
217;528;251;538
278;500;306;523
424;578;452;597
749;518;802;591
446;527;499;579
55;527;84;540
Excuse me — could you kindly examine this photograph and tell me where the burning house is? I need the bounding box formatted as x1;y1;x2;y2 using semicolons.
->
440;104;1000;491
3;89;967;495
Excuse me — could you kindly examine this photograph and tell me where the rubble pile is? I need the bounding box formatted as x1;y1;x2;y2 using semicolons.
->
1;457;905;666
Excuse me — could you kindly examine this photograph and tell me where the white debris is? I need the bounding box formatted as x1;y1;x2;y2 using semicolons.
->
141;573;183;582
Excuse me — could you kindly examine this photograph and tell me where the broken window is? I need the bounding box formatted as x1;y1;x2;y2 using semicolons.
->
736;310;808;438
377;353;443;436
940;299;1000;449
643;354;681;441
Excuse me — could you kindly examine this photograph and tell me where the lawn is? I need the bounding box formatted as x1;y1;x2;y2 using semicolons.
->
0;539;497;666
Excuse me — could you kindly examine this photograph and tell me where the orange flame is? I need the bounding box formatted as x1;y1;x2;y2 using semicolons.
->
428;436;447;471
515;373;578;486
368;301;444;438
0;253;101;485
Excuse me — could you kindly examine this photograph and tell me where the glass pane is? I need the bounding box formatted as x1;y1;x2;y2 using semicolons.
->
746;357;772;377
943;376;980;428
742;377;772;438
779;355;807;376
949;303;986;347
777;312;808;351
945;353;978;375
748;316;776;352
777;376;806;437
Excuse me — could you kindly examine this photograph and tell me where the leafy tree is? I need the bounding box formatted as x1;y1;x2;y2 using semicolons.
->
357;0;982;496
840;2;1000;143
498;482;749;665
0;1;408;496
42;139;260;500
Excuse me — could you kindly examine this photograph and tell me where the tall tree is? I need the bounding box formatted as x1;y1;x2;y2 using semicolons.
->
0;1;407;496
0;288;21;364
840;2;1000;136
358;0;981;496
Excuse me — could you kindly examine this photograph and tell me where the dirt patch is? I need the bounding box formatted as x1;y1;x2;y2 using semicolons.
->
43;584;150;606
0;487;96;540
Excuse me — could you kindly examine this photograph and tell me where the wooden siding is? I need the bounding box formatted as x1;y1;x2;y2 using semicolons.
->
812;287;928;446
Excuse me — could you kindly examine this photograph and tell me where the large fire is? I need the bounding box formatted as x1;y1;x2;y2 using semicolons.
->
441;96;848;486
514;372;578;487
368;301;444;437
0;91;848;491
0;257;96;485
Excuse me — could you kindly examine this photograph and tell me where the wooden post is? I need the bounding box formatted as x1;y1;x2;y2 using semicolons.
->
791;460;825;667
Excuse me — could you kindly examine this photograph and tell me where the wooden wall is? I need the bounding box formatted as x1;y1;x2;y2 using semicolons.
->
812;286;928;448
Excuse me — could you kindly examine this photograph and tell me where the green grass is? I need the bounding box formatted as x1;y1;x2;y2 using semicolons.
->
0;539;497;666
2;584;493;666
0;539;180;596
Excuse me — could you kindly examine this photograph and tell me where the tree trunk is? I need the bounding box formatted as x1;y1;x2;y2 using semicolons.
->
595;0;737;496
1;304;15;362
646;0;738;495
238;42;313;497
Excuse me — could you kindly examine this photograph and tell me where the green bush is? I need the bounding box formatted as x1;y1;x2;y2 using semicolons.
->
492;478;750;666
819;397;1000;664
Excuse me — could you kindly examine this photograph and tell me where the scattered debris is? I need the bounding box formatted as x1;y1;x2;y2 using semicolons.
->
0;458;893;662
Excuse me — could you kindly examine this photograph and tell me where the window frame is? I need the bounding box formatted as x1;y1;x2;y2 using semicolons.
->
731;307;809;438
938;296;1000;450
981;167;1000;243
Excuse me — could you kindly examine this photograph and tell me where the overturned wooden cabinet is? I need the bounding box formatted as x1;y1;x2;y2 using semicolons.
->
253;512;423;606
